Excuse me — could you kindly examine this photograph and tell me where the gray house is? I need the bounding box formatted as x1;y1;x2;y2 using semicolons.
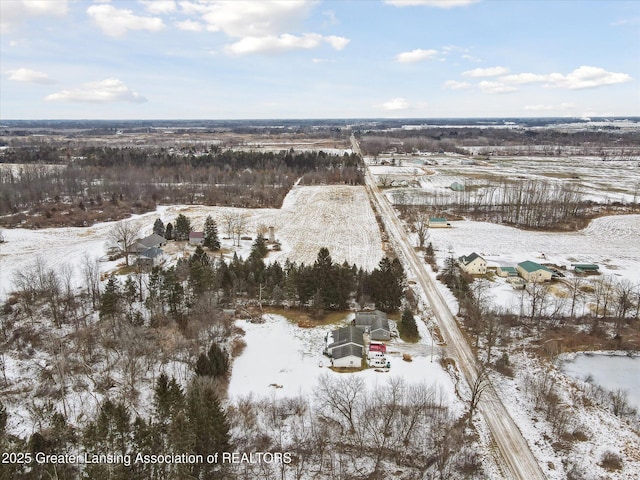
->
331;344;363;369
137;247;164;267
353;310;391;341
325;326;365;356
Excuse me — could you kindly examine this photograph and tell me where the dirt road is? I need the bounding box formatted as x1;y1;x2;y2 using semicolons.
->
353;135;546;480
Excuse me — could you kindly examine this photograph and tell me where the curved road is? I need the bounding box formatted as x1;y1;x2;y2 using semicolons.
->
352;136;546;480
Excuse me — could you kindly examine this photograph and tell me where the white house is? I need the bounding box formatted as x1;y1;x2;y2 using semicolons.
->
137;247;164;267
325;326;365;356
353;310;391;341
458;252;487;275
331;344;363;369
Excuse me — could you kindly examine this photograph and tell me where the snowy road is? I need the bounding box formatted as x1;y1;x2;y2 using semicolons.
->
353;136;547;480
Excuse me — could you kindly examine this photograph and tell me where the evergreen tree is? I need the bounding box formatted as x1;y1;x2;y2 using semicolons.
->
249;233;268;260
203;215;221;251
186;378;230;478
100;277;120;319
194;343;229;378
174;214;192;241
402;307;419;340
153;218;165;237
165;222;174;240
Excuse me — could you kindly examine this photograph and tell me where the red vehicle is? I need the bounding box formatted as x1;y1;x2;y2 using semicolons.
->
369;342;386;353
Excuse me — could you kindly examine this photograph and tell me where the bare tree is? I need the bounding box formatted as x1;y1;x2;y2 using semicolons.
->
315;374;365;433
108;221;140;266
468;366;491;427
82;253;101;310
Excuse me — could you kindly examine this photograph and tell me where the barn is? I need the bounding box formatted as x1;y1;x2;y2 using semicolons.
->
516;261;553;283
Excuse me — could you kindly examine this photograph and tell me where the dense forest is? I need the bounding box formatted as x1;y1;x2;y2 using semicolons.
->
0;147;363;227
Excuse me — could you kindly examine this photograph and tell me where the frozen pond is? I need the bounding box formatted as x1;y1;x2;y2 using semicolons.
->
559;353;640;411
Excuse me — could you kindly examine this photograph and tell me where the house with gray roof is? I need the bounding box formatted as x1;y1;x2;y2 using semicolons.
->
353;310;391;341
325;326;364;356
331;344;363;369
137;247;165;267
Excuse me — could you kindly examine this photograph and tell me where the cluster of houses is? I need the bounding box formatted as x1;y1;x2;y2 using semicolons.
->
323;310;398;369
457;252;599;289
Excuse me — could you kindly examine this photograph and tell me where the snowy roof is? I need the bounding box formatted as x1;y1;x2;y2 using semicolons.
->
331;344;363;360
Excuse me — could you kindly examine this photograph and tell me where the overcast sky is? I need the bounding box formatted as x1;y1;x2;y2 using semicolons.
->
1;0;638;119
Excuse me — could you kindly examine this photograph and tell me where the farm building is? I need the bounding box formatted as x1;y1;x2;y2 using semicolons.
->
497;266;518;277
189;231;204;245
331;344;364;369
458;252;487;275
516;261;553;283
325;326;365;356
571;263;600;274
353;310;391;341
428;217;451;228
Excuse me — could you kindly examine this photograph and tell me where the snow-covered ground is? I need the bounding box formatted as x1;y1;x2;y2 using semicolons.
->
0;185;384;301
228;313;462;413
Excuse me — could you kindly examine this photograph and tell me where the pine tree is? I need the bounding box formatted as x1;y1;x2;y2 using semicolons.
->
402;307;419;340
165;222;174;240
153;218;165;237
203;215;220;251
100;277;120;319
186;378;230;478
174;214;192;241
194;343;229;378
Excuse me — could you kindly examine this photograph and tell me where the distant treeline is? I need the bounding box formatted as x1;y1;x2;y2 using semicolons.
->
0;147;363;219
359;128;640;156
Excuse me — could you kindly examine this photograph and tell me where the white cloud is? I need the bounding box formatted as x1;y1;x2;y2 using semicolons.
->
45;78;147;103
524;102;574;111
140;0;177;14
87;4;164;37
0;0;68;33
443;80;471;90
463;66;509;77
396;49;439;63
478;81;517;94
385;0;479;8
7;68;56;84
461;53;481;63
178;1;349;55
176;19;204;31
500;73;548;85
225;33;348;55
545;66;632;90
381;98;410;111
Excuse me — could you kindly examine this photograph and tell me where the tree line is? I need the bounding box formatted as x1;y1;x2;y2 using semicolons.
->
0;147;363;221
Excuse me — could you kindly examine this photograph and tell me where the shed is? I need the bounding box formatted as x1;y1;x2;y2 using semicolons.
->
450;182;465;191
353;310;391;341
516;261;553;283
571;264;599;274
497;266;518;277
428;217;451;228
331;344;363;369
458;252;487;275
189;231;204;245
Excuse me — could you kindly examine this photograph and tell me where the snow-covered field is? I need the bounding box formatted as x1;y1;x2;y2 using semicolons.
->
0;185;384;300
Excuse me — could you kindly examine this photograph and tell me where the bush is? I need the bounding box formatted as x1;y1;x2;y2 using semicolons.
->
600;451;623;471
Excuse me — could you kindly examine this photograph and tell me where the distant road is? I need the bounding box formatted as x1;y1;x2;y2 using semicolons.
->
352;135;546;480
